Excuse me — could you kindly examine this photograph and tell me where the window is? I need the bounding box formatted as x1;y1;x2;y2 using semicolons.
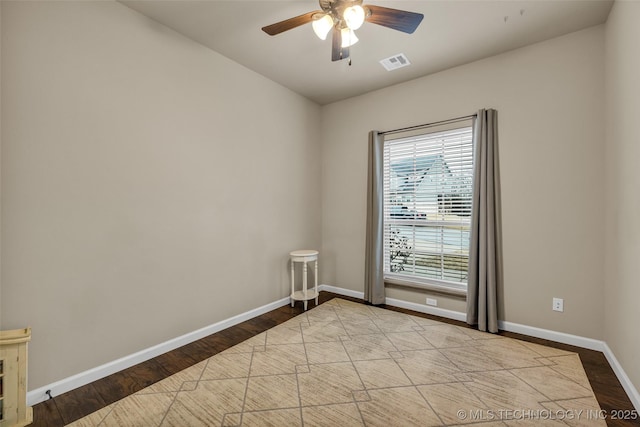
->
383;124;473;292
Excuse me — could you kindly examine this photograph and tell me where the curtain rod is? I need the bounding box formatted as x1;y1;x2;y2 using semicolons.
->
379;114;477;136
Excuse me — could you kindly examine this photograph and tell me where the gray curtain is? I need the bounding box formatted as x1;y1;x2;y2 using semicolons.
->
364;131;385;305
467;109;502;333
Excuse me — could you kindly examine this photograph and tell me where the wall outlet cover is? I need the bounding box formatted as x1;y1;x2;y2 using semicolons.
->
552;298;564;312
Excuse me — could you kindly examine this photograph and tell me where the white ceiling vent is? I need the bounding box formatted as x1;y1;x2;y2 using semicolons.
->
380;53;411;71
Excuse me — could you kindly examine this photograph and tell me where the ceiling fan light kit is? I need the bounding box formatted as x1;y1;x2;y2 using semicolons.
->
262;0;424;62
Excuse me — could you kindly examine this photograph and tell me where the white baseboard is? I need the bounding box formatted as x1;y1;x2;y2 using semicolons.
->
321;283;639;409
318;284;364;300
497;320;605;352
384;296;468;322
29;284;639;413
319;283;466;321
320;283;604;349
601;342;640;411
27;296;291;406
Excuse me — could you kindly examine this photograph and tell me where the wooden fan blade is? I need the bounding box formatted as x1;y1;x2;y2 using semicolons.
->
262;11;319;36
365;5;424;34
331;27;350;62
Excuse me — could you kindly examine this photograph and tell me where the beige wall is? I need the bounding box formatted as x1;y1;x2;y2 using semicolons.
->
0;3;2;332
3;0;636;397
320;26;606;339
604;0;640;392
0;1;321;389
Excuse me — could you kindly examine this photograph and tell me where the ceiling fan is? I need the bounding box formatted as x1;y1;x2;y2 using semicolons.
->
262;0;424;62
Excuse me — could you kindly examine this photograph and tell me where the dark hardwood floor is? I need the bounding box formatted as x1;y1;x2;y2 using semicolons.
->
32;292;638;426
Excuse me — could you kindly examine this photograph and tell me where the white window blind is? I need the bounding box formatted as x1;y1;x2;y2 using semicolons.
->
383;124;474;291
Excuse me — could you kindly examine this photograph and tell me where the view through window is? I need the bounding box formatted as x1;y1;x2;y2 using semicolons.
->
383;124;474;291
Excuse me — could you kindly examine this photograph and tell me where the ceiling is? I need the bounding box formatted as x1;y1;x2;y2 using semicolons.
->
120;0;613;105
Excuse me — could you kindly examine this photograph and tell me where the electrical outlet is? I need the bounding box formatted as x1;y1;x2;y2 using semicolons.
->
552;298;564;312
426;298;438;307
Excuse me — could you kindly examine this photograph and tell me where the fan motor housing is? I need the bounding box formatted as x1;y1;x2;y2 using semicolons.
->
319;0;365;29
320;0;364;14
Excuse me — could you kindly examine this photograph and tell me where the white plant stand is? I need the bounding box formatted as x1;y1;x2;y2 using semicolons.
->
289;250;319;311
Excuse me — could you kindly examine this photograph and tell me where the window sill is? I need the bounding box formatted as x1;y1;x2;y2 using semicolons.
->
384;276;467;298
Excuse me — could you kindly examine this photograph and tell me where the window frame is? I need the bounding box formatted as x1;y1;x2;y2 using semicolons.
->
381;121;474;296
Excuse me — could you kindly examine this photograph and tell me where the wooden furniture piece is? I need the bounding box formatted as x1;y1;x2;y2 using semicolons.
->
289;250;319;311
0;328;32;427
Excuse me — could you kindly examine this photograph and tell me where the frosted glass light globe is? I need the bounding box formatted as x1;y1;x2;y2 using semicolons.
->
344;5;365;30
312;14;334;40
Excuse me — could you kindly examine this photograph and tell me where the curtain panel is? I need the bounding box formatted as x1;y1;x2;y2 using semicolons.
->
466;109;502;333
364;131;385;305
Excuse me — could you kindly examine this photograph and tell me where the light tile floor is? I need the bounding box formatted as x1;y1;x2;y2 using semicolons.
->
69;299;606;426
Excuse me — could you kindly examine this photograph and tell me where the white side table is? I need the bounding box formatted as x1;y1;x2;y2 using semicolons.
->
289;250;319;311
